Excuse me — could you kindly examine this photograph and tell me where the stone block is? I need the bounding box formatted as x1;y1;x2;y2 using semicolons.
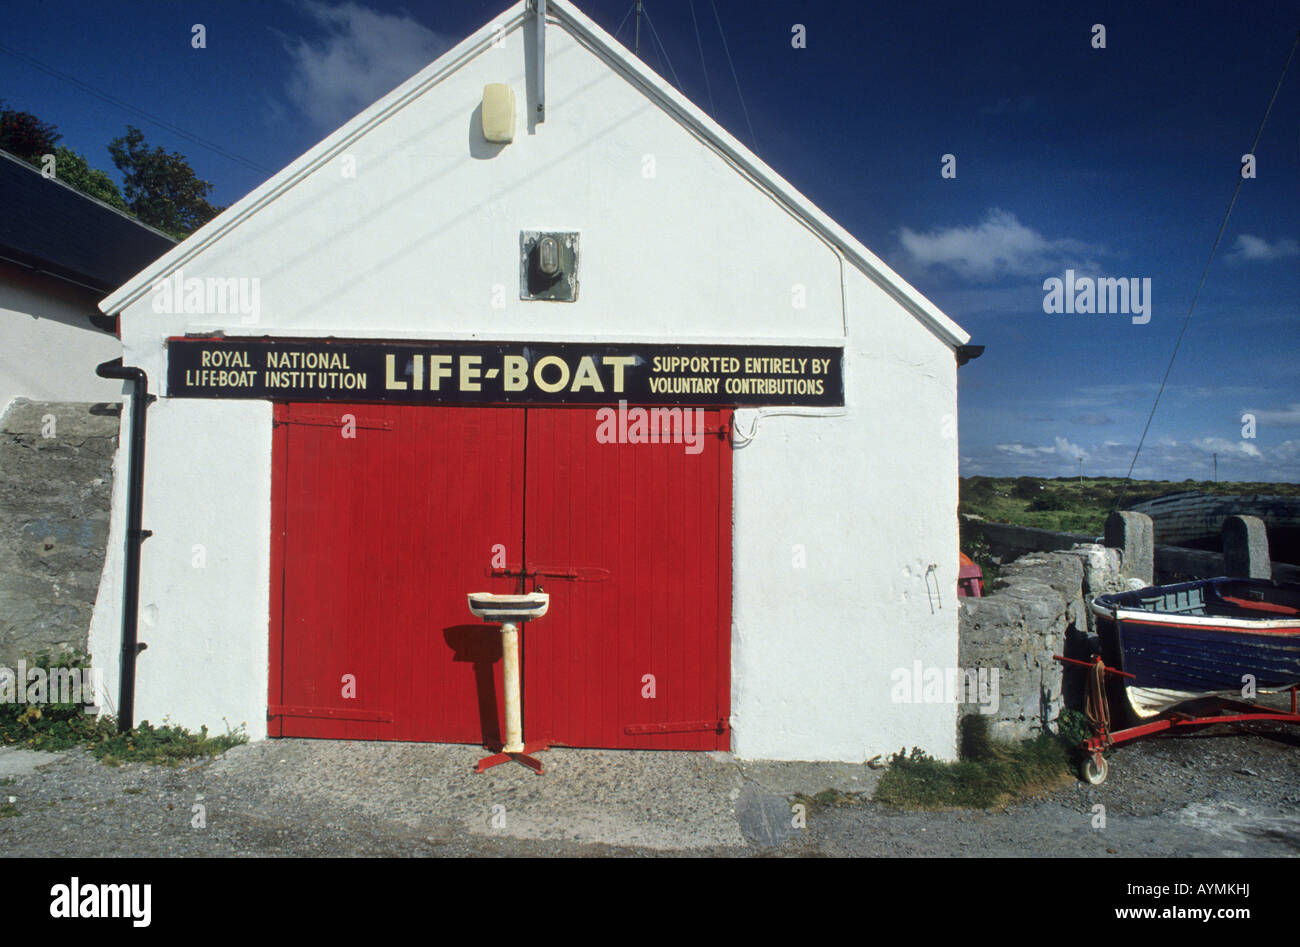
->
1222;515;1270;579
1105;511;1153;586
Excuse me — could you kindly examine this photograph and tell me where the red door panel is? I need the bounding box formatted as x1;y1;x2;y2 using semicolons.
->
271;403;524;743
521;407;732;751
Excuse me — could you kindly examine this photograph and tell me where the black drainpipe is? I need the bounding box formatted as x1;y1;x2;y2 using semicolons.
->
95;357;153;733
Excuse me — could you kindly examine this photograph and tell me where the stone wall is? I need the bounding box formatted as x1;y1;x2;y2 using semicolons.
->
958;543;1125;742
964;513;1300;585
0;399;119;666
961;517;1094;562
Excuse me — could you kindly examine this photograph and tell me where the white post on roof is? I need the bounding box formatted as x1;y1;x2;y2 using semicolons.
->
534;0;547;123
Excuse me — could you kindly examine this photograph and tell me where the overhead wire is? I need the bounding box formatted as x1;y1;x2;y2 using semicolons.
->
1114;27;1299;511
611;1;637;45
688;0;717;118
708;0;758;150
0;40;274;176
641;4;684;91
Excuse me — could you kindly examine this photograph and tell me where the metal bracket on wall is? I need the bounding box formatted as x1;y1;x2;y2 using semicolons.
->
530;0;546;122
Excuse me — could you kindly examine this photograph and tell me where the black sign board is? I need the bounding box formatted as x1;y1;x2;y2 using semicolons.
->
166;338;844;407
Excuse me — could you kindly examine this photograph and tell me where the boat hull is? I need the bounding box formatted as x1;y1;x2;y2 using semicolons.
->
1096;614;1300;690
1091;578;1300;718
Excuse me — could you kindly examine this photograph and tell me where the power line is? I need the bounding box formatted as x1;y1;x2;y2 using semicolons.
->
1115;27;1299;511
612;1;637;45
688;0;717;118
641;5;684;91
708;0;757;151
0;41;273;176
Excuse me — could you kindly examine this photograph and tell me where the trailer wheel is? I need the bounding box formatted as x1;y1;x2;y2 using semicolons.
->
1081;754;1108;785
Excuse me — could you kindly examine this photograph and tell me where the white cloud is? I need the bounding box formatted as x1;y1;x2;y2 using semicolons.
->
1243;403;1300;426
1273;440;1300;462
996;442;1055;457
1190;436;1263;460
898;208;1103;282
970;435;1296;480
996;437;1087;461
1229;234;1300;262
1053;436;1087;461
280;1;453;129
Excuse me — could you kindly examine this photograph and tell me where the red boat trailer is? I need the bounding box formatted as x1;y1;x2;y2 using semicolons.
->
1053;654;1300;784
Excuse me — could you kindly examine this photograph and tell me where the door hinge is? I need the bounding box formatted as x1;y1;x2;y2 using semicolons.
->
268;704;394;723
274;413;393;431
624;718;728;735
488;565;610;581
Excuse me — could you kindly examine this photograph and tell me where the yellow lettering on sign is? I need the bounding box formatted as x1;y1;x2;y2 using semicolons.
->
502;355;528;392
460;355;482;392
429;355;452;390
385;354;407;390
602;356;635;393
570;356;603;392
534;356;569;393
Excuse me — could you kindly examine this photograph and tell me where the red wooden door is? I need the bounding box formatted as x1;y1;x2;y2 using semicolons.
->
521;407;732;750
270;402;732;751
270;403;524;743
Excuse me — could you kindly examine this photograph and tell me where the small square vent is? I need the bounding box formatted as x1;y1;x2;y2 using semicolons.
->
520;231;579;301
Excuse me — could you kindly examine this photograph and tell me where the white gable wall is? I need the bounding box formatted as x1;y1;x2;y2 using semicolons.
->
117;21;847;385
92;6;962;761
732;265;958;761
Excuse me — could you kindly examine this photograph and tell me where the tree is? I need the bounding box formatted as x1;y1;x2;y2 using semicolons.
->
108;125;221;238
0;101;62;163
51;146;129;212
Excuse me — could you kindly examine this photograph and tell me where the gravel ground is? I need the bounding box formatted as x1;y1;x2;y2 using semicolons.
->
1;723;1297;857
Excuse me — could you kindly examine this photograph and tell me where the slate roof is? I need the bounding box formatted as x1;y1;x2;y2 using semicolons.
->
0;149;175;294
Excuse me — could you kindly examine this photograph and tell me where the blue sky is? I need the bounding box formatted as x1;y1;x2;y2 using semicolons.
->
3;0;1297;482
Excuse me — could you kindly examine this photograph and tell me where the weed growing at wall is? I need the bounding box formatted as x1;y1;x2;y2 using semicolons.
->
0;650;246;764
873;715;1075;810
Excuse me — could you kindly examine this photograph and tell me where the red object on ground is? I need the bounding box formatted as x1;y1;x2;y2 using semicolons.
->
1053;653;1300;784
268;403;732;752
958;552;983;598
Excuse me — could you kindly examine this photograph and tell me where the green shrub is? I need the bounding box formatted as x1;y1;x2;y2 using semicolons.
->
874;729;1075;810
1011;477;1042;500
0;650;247;765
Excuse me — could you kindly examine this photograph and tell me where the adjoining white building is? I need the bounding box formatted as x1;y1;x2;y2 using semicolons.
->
0;149;174;412
89;0;976;762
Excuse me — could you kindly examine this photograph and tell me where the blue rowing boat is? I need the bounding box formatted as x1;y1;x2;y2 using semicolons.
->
1091;577;1300;718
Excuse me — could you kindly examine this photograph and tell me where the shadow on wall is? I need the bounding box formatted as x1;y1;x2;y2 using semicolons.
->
444;623;503;749
468;103;508;160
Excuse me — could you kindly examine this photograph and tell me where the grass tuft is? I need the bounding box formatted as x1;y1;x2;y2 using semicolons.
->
873;714;1076;811
0;651;246;766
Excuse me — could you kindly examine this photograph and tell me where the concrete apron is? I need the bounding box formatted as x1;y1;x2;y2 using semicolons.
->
206;739;881;851
0;747;58;778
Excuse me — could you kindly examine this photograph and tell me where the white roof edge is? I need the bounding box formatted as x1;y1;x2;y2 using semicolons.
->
102;0;971;349
546;0;968;348
99;2;532;315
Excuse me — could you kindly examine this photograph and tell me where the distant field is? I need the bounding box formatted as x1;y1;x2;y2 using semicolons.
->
959;476;1300;536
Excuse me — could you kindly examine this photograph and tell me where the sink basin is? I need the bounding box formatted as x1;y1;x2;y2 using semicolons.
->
467;591;550;623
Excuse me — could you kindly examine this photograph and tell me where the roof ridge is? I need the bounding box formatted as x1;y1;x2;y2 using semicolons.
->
97;0;968;348
0;147;176;242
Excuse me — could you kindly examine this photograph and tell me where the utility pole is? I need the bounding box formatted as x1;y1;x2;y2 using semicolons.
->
1213;452;1218;483
1079;457;1083;483
634;0;643;57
